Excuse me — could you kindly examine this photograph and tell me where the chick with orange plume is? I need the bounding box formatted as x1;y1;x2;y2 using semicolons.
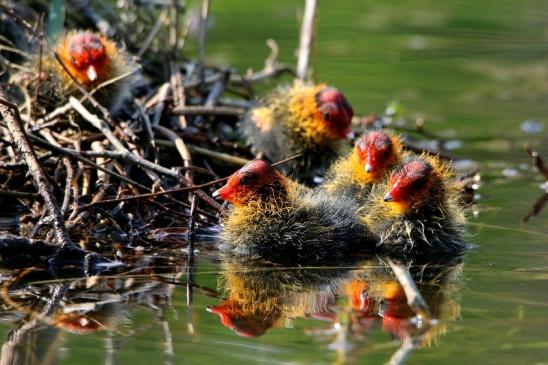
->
362;155;468;256
241;82;354;180
323;130;406;203
37;30;134;110
213;160;371;262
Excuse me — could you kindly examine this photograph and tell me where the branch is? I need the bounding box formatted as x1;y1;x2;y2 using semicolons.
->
296;0;317;80
525;144;548;181
0;87;71;247
69;97;221;210
387;259;432;319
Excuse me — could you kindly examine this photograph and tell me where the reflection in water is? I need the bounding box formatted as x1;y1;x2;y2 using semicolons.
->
0;256;188;365
210;254;464;364
210;255;353;337
0;251;464;365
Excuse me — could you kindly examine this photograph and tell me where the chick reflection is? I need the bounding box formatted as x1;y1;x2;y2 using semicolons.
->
340;256;463;350
209;255;357;337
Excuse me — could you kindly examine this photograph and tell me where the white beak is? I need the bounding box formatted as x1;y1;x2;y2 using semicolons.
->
86;66;98;81
212;189;220;198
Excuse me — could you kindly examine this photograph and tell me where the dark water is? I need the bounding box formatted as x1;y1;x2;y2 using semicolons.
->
1;1;548;364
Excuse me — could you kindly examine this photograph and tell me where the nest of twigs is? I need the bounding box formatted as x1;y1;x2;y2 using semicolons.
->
0;1;298;270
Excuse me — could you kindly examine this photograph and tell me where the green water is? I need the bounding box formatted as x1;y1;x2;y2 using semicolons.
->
2;1;548;364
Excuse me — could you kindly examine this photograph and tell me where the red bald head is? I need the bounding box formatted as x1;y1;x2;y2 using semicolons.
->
209;301;271;337
355;131;396;177
212;160;287;207
68;32;107;81
384;159;439;211
316;87;354;139
55;314;101;335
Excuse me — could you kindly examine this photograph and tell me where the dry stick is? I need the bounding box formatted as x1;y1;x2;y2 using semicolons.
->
170;63;188;129
385;336;421;365
525;144;548;181
24;67;136;130
523;192;548;223
159;309;175;365
151;82;170;126
169;62;193;183
0;190;39;199
40;130;75;217
387;259;432;319
0;89;70;247
186;144;250;166
67;141;112;227
25;131;152;193
25;129;189;212
153;125;193;171
296;0;317;80
137;5;170;58
68;97;220;210
137;105;158;162
170;105;244;117
77;154;302;210
186;195;197;309
198;0;210;73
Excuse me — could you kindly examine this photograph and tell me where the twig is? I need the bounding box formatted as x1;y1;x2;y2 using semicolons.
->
24;129;152;193
151;82;170;126
69;96;221;210
296;0;317;80
170;105;244;116
0;190;39;199
76;153;302;210
525;144;548;181
170;62;189;129
159;309;175;365
198;0;210;70
0;88;71;247
153;125;193;173
523;192;548;223
387;259;432;319
155;139;250;166
385;336;420;365
186;195;197;307
137;5;170;58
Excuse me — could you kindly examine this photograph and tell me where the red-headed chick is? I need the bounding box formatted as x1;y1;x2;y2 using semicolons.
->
241;82;354;180
212;160;372;262
323;130;406;203
362;155;467;257
37;30;134;110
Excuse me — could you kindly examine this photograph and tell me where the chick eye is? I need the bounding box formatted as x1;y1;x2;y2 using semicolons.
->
323;111;331;121
411;178;426;189
239;174;251;186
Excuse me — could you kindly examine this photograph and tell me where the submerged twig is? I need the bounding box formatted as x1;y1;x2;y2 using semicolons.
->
387;259;432;319
525;144;548;181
